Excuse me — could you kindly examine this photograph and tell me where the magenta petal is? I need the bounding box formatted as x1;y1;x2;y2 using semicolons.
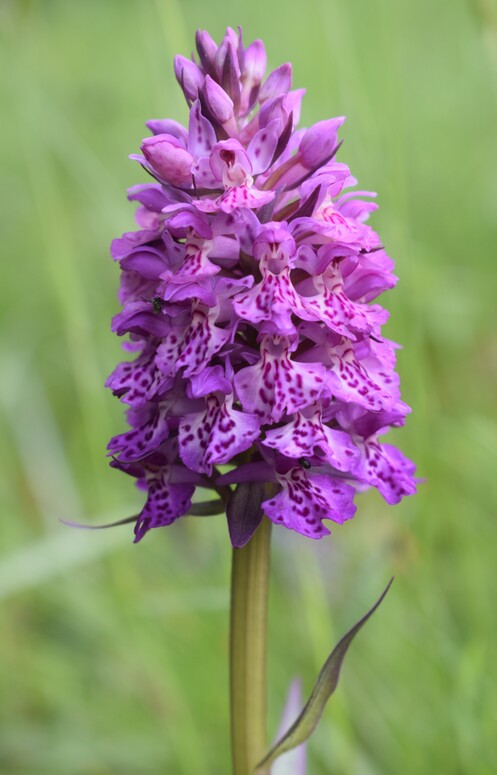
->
188;99;217;157
247;123;279;174
299;117;346;168
179;395;260;474
174;55;205;101
259;63;292;103
262;410;360;472
263;468;356;538
234;337;326;422
353;440;417;504
141;134;193;187
202;75;235;125
107;403;169;462
134;469;194;542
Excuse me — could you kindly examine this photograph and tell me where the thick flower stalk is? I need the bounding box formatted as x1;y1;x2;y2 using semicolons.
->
107;27;416;545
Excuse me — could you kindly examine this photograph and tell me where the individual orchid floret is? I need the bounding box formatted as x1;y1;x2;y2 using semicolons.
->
138;134;193;187
299;117;346;168
201;76;237;133
107;26;417;543
174;55;204;102
239;39;266;114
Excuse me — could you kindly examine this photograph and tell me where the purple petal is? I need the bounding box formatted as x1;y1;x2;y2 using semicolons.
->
299;117;346;168
141;134;193;187
259;63;292;103
145;119;189;145
134;469;194;542
234;337;326;422
179;395;260;474
107;404;169;462
188;99;217;158
174;55;205;101
247;122;279;174
202;75;235;125
262;410;360;472
263;468;356;538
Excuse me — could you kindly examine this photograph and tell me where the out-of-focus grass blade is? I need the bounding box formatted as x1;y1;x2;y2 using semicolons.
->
257;579;394;771
271;679;307;775
0;523;129;601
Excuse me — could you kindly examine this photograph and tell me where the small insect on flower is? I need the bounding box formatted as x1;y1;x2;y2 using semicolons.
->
106;26;417;544
151;297;164;315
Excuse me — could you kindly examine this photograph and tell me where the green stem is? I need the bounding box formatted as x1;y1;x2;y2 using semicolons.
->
230;517;272;775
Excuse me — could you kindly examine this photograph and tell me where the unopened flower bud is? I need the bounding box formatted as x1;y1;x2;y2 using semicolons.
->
299;117;346;168
195;29;218;76
202;75;235;125
174;55;204;101
141;134;193;187
243;40;266;88
259;63;292;103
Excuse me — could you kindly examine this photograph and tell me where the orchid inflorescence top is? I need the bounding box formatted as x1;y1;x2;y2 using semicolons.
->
107;27;416;543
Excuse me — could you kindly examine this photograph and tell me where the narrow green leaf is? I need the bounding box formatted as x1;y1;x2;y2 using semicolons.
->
60;500;224;530
256;578;394;771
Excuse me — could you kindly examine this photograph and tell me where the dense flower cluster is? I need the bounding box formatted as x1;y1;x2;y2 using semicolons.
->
107;27;416;543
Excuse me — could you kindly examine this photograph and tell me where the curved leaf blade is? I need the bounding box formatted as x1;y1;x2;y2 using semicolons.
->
60;499;224;530
257;578;394;771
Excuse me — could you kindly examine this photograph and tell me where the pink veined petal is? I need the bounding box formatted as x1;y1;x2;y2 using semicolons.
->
299;263;389;337
262;409;360;472
353;439;417;504
179;394;261;474
233;270;307;336
262;467;356;538
234;337;326;422
195;185;275;213
187;365;232;398
107;403;170;462
247;122;280;174
191;155;221;188
106;348;173;408
314;201;364;243
163;235;220;281
188;99;217;157
155;304;231;378
210;138;253;185
326;341;397;413
134;468;195;542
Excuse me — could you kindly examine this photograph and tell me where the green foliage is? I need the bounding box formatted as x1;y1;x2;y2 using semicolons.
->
0;0;496;772
258;580;393;770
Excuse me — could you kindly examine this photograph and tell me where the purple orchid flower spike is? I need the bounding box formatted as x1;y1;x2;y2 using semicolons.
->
106;26;417;544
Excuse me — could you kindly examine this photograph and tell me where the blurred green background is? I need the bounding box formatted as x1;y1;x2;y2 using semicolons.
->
1;0;496;772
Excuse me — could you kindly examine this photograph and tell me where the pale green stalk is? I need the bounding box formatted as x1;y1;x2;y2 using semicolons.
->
230;517;272;775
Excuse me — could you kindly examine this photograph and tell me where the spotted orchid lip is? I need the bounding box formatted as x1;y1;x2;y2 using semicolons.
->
106;26;416;544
